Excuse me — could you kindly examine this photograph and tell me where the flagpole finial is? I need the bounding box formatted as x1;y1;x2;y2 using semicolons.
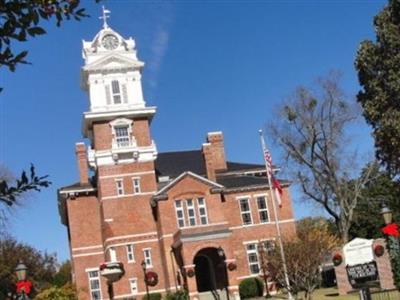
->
258;129;263;135
100;5;111;29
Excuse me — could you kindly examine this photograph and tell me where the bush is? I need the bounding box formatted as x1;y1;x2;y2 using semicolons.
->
163;290;188;300
143;292;162;300
34;283;77;300
239;277;264;299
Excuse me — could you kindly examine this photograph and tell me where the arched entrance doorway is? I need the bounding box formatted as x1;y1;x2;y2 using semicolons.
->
193;247;228;292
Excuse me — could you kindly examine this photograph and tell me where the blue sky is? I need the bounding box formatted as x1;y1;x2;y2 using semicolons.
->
0;1;383;261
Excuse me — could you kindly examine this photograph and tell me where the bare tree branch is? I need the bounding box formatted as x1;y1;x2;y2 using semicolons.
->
268;72;375;243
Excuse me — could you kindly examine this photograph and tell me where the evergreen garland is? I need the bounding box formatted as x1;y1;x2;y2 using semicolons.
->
387;236;400;289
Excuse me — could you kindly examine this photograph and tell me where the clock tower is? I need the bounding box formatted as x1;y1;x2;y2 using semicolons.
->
80;14;157;168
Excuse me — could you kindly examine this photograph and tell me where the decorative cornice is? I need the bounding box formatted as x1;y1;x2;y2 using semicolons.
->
82;106;156;137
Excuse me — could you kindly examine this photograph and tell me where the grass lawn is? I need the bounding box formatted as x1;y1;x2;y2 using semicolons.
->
296;287;359;299
262;287;399;299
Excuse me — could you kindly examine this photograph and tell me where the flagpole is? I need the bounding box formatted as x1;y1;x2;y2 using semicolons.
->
259;130;294;300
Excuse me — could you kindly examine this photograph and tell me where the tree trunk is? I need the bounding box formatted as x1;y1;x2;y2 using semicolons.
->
305;290;313;300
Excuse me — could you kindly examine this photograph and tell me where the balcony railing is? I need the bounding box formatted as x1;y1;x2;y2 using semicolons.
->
112;137;137;149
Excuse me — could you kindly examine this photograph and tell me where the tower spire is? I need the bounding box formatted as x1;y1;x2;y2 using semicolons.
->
99;5;111;29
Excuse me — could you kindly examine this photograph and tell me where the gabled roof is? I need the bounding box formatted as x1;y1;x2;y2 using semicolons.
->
82;53;144;72
154;171;223;197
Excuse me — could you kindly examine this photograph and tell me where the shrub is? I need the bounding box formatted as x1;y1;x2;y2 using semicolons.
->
34;283;77;300
163;290;188;300
239;277;264;299
143;292;162;300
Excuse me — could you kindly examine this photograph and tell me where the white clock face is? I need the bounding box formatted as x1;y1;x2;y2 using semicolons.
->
102;34;119;50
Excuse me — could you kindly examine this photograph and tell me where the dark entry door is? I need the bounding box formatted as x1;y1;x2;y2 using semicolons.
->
193;248;228;292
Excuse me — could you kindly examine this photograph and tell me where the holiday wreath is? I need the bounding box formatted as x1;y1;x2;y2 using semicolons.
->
145;271;159;286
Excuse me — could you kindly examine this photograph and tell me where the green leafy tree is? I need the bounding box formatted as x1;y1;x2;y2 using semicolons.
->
52;261;72;288
0;235;57;299
0;0;89;73
355;0;400;175
349;163;400;239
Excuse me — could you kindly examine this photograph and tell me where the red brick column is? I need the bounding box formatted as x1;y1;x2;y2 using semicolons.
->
225;258;239;296
373;239;396;290
332;248;353;295
184;264;198;300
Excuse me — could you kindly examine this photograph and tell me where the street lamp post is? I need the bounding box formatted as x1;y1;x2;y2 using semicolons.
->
15;261;31;300
380;204;393;226
217;247;230;300
380;203;399;288
142;260;150;300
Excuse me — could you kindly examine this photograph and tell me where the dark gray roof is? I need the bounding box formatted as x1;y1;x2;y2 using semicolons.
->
217;175;290;190
59;180;96;192
155;150;265;178
155;150;205;178
217;175;268;188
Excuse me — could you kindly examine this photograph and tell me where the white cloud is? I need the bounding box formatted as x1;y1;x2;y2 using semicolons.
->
148;27;170;88
147;4;175;89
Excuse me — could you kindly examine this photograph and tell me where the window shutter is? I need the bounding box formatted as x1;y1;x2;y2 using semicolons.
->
122;84;128;103
105;85;111;105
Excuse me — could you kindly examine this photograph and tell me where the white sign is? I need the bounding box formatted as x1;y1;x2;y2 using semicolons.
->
343;238;374;266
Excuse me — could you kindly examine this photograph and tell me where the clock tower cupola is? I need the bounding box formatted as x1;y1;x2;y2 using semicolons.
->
80;7;157;169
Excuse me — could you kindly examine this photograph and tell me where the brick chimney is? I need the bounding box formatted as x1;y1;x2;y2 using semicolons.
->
202;132;227;181
75;143;89;184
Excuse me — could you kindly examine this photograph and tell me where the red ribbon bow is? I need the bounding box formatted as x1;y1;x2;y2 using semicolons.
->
16;280;32;295
382;223;400;237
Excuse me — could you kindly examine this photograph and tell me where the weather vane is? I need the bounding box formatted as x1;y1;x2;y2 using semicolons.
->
99;5;111;29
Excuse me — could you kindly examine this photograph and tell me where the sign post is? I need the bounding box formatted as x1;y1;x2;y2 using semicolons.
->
343;238;379;300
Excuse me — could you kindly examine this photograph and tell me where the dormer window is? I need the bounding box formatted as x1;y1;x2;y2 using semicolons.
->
111;80;122;104
110;118;135;149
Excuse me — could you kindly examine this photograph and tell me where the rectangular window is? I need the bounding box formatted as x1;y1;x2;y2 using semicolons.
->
143;248;152;267
197;197;208;225
111;80;122;104
115;126;130;147
256;196;269;223
239;198;253;225
246;244;260;274
186;199;196;226
175;200;185;228
88;270;101;300
115;179;124;196
132;177;141;194
109;247;117;262
129;278;138;295
127;244;135;263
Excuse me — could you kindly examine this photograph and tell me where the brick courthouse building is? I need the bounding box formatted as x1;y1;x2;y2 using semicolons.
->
58;21;296;300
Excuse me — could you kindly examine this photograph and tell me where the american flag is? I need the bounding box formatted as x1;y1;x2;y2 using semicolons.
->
260;132;283;207
263;147;273;176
